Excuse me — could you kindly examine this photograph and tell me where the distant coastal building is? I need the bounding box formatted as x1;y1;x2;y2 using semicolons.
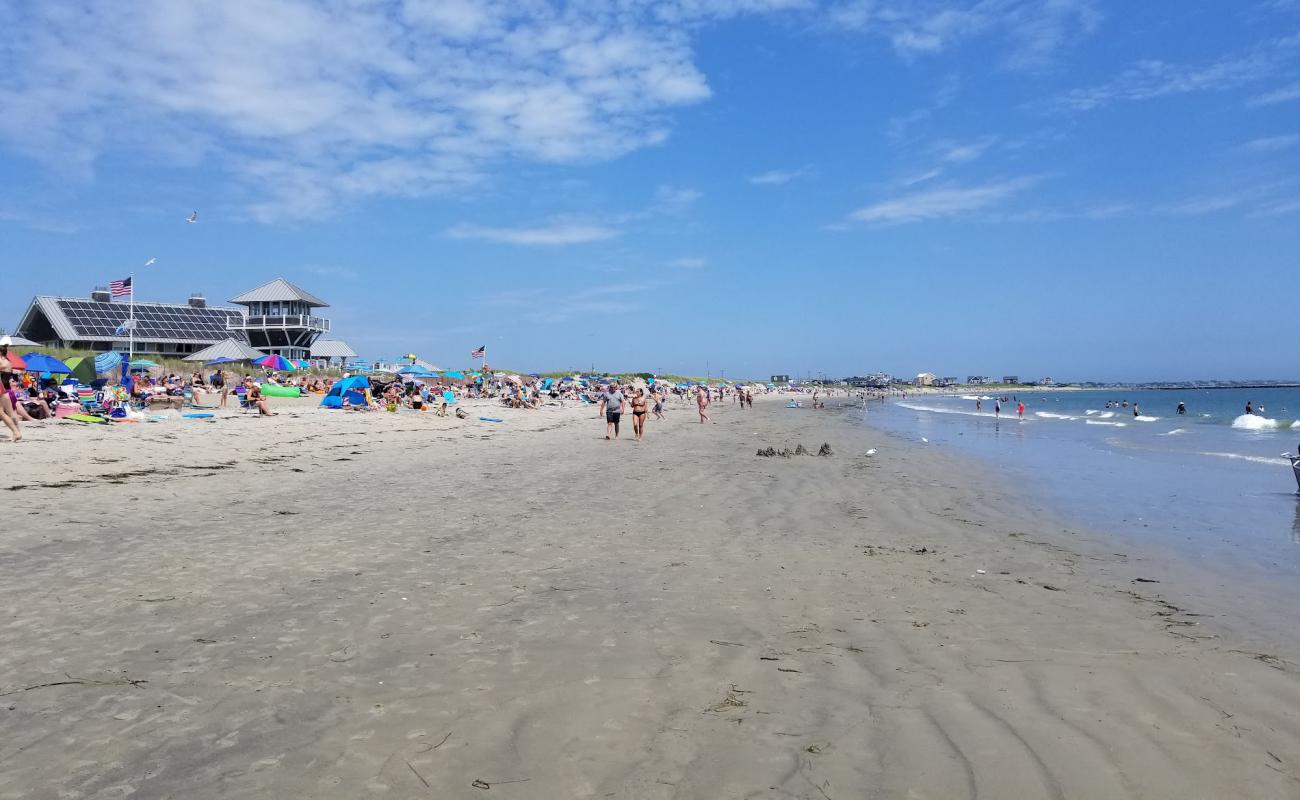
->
937;377;958;387
227;279;331;362
1039;376;1055;386
845;373;891;388
771;374;791;383
967;375;992;385
1002;375;1020;384
310;339;358;367
915;372;937;387
13;277;354;362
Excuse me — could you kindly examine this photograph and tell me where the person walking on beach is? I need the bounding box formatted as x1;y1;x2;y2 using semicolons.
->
602;384;624;440
696;385;711;423
212;369;229;408
976;398;982;412
653;390;666;421
630;388;649;441
0;346;21;443
1017;401;1025;420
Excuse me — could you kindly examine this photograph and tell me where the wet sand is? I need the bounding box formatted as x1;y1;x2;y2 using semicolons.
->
2;395;1299;798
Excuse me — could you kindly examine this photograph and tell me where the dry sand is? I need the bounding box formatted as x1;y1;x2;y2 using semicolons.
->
1;394;1299;799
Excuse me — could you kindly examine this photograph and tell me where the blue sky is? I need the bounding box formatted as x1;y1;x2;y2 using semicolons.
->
1;1;1297;381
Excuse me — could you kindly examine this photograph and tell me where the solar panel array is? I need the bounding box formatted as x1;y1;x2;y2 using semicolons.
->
55;299;241;340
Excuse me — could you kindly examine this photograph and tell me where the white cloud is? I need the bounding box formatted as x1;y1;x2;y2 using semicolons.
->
446;221;621;246
669;256;708;268
1159;196;1242;216
0;2;728;222
849;176;1042;224
748;167;811;185
1056;33;1300;111
937;136;998;163
1248;82;1300;106
828;0;1102;68
1243;134;1300;152
301;264;360;280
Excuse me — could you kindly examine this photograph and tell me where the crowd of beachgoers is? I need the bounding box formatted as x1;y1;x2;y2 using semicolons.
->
0;339;862;443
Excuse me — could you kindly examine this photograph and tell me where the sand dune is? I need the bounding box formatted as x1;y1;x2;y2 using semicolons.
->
1;396;1298;798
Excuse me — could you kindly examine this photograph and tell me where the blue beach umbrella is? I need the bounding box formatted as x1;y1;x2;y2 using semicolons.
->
441;370;465;379
21;352;74;374
205;356;245;366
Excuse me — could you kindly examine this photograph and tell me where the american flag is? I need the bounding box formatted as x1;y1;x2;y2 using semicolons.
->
109;276;132;298
470;345;485;358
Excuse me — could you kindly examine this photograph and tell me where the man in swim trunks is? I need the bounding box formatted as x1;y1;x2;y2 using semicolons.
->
602;384;624;439
696;385;710;423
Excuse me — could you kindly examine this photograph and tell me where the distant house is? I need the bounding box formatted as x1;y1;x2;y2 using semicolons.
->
967;375;991;385
1039;376;1055;386
845;373;891;388
937;376;958;387
771;374;790;383
915;372;937;387
1002;375;1020;384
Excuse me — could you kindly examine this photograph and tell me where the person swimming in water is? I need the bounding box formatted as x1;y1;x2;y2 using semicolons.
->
1133;403;1141;417
1176;402;1186;415
1246;400;1253;415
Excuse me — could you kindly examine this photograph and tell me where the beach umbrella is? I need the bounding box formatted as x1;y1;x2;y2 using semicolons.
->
0;335;39;347
129;358;158;368
21;352;73;374
94;351;123;373
441;370;465;379
205;356;245;366
252;354;295;371
295;359;312;369
4;352;27;370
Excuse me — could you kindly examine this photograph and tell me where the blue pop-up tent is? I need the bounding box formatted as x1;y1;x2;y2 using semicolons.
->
320;375;370;408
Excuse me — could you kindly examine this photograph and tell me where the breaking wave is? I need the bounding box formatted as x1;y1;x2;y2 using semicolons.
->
1232;414;1296;430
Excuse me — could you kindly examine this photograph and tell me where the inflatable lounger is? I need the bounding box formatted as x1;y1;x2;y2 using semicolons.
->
259;384;301;398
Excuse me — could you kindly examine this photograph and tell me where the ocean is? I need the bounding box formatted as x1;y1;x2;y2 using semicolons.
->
862;387;1300;579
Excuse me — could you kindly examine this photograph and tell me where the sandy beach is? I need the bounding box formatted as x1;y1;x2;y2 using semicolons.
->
2;394;1299;799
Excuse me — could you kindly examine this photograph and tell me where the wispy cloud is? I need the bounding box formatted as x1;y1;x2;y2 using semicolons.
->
669;256;707;269
748;166;811;185
1158;196;1243;215
849;176;1042;224
937;136;999;163
1055;33;1300;111
1243;134;1300;152
446;221;621;246
448;183;699;246
1248;82;1300;107
301;264;359;280
828;0;1102;69
482;280;658;322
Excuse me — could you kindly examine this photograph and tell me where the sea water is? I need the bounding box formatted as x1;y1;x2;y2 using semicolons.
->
864;388;1300;578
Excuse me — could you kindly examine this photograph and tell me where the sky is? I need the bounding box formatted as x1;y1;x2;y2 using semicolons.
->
1;0;1298;382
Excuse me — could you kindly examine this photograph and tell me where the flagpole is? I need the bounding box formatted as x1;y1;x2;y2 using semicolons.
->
128;270;135;364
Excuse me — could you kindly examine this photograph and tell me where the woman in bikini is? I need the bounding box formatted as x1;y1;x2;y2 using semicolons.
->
0;345;22;442
631;387;649;441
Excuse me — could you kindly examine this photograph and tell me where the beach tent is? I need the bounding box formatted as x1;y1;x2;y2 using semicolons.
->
320;375;370;408
62;356;98;384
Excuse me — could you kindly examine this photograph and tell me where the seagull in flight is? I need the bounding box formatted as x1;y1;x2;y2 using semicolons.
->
143;257;156;267
186;211;198;224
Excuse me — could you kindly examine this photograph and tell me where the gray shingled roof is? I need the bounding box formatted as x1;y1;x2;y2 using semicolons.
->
310;339;357;358
229;278;328;307
183;338;266;362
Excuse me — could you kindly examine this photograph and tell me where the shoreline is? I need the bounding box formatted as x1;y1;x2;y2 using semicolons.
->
2;395;1299;797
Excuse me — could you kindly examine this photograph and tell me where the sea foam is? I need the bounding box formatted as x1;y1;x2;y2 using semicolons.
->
1232;414;1290;430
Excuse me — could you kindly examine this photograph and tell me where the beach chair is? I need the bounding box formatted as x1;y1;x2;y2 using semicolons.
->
76;387;106;414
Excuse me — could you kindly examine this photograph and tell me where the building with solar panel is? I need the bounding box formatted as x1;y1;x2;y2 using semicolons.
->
13;278;340;362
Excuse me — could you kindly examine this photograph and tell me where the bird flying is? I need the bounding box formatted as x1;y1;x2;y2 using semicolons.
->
143;257;156;267
186;211;198;223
